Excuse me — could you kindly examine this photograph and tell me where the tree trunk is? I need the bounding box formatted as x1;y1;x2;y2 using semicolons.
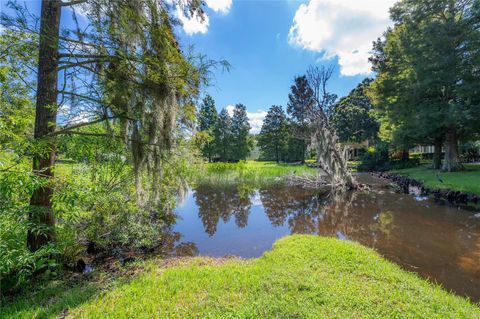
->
432;138;442;170
27;0;61;252
442;127;463;172
301;140;306;164
401;149;409;161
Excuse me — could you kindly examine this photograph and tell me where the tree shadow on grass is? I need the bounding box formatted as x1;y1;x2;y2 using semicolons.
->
0;263;144;319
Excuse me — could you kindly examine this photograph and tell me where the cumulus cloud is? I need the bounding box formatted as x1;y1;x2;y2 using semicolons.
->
205;0;232;14
177;8;210;35
247;110;268;134
226;105;267;134
288;0;396;76
177;0;231;35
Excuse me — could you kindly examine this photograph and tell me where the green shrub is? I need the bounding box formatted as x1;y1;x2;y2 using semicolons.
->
0;149;185;292
358;143;420;171
358;143;390;171
0;168;62;292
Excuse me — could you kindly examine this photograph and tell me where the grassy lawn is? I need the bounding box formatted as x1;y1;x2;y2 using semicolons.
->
392;164;480;195
3;235;478;318
194;160;317;186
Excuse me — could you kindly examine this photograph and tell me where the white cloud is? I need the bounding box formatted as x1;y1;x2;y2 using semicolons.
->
177;7;210;35
288;0;397;76
67;2;89;19
57;104;92;125
226;105;267;134
248;110;267;134
205;0;232;14
226;104;235;116
177;0;231;35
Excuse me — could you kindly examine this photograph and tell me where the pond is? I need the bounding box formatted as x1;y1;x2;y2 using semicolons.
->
173;174;480;302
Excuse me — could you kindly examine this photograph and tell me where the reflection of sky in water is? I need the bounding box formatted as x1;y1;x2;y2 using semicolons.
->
250;191;263;207
173;177;480;302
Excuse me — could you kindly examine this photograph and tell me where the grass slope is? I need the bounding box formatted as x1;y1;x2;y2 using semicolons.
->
393;164;480;195
5;235;476;319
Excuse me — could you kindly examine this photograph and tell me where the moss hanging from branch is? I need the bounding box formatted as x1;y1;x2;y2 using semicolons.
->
307;65;357;190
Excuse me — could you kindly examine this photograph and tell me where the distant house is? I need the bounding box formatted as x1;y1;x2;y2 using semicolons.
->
410;145;435;155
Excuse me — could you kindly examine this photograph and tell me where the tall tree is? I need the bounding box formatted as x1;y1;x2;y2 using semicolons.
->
230;104;251;161
258;105;289;162
197;95;218;162
214;108;232;161
332;78;379;144
370;0;480;171
2;0;211;251
26;0;62;251
287;75;315;163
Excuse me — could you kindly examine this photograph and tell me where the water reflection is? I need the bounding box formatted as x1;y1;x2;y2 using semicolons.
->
260;186;326;233
174;175;480;301
195;185;254;236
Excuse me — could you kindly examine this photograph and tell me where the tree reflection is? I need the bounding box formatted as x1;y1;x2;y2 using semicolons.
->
260;186;327;233
181;181;480;301
158;230;199;256
194;184;396;241
194;184;254;236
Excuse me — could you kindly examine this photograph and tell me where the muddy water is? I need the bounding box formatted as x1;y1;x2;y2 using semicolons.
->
173;174;480;301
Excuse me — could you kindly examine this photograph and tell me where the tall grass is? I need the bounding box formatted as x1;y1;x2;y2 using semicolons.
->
193;161;317;187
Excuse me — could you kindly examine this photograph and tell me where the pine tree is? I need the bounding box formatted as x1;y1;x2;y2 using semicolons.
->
287;75;315;163
231;104;252;161
198;95;218;162
258;105;289;162
214;108;233;161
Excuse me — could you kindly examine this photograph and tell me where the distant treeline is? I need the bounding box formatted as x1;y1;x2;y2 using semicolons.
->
196;76;378;164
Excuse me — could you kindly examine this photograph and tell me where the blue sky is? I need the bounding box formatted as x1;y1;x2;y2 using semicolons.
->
2;0;396;132
176;0;396;132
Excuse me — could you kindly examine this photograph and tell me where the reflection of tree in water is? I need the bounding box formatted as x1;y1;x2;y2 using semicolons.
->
317;191;396;244
260;186;327;233
194;184;396;240
194;184;254;236
158;230;199;256
259;186;395;240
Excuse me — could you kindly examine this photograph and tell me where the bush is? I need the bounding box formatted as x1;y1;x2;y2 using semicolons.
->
357;143;389;171
0;147;187;293
358;143;420;171
0;169;63;292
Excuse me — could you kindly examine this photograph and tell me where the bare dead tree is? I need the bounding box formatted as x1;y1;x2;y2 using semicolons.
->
306;65;357;190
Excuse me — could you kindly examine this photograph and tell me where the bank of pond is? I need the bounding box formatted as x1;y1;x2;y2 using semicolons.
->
2;163;480;318
2;235;479;318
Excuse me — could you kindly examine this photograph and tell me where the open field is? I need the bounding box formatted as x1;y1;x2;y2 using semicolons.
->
193;160;317;186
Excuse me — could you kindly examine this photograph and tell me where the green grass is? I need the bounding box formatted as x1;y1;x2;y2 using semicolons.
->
193;160;317;186
392;164;480;195
4;235;478;318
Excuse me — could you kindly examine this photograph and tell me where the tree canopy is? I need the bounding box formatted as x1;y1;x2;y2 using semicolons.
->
332;79;379;144
369;0;480;171
258;105;289;162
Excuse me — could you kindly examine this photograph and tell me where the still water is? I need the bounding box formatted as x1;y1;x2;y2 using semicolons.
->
173;174;480;301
